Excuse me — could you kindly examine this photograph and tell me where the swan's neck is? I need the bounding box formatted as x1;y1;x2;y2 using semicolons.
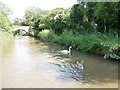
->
69;47;71;52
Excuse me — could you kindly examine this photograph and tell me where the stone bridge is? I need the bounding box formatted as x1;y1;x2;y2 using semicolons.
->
13;26;30;32
12;26;33;36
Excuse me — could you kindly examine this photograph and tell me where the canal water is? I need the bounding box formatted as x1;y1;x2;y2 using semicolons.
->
1;36;118;88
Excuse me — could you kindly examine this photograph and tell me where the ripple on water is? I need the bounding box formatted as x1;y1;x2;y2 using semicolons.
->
2;36;118;88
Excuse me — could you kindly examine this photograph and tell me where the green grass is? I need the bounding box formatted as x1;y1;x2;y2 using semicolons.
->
36;29;50;41
34;29;119;60
0;31;13;45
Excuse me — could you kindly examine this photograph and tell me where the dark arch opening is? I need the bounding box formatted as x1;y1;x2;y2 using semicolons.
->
14;29;27;36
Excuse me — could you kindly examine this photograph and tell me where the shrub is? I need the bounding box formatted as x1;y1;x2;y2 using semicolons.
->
34;29;119;59
37;29;49;40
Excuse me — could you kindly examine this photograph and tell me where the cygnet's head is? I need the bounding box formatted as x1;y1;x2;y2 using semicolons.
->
76;61;80;64
81;60;84;64
76;60;84;65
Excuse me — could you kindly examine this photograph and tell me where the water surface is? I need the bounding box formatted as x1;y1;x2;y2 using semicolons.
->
1;36;118;88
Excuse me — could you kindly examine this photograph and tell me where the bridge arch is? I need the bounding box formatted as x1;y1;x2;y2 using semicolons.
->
13;26;30;36
13;26;30;32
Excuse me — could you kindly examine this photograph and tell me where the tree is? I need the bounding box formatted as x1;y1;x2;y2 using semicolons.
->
40;8;69;34
13;18;22;25
70;4;85;29
93;2;119;33
0;1;12;32
23;6;43;26
0;1;12;16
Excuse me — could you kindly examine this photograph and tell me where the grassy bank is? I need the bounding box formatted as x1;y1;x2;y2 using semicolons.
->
0;31;13;45
33;29;119;60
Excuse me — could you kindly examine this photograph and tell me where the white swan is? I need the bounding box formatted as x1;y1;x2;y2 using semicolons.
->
59;46;72;55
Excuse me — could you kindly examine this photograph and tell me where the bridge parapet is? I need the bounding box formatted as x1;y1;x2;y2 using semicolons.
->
13;26;30;32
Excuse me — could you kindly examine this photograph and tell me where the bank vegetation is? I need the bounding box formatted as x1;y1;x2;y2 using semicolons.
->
14;2;120;59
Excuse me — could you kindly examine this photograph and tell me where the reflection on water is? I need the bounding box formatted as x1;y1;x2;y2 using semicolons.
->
1;36;118;88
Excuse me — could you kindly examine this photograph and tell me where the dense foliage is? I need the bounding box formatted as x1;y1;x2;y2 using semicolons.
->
0;1;12;41
22;2;119;59
0;1;12;31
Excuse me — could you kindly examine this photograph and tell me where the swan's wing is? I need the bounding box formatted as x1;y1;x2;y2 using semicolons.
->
60;50;70;55
60;50;68;52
